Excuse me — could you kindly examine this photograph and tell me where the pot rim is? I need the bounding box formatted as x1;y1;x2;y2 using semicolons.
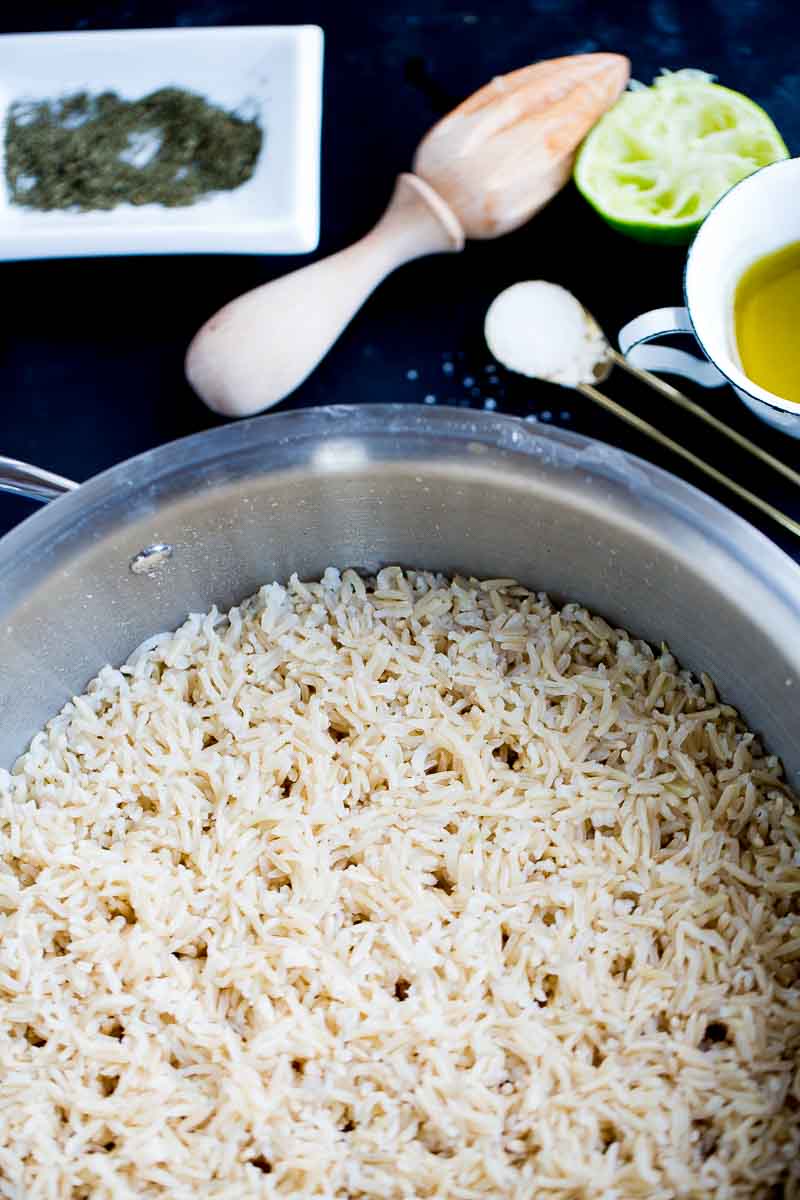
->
1;403;799;619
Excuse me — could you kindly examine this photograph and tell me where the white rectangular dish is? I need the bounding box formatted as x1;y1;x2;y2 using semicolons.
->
0;26;323;259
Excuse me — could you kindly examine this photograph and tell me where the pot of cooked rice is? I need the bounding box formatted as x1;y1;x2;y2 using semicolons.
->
0;405;798;1199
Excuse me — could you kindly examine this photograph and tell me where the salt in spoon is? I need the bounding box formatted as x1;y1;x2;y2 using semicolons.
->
484;281;800;541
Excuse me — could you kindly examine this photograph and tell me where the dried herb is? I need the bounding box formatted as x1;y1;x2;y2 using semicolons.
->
5;87;263;212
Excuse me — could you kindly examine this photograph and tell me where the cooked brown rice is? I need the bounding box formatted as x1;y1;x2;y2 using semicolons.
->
1;568;798;1199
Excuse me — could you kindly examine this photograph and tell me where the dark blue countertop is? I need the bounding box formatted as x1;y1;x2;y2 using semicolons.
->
1;0;798;562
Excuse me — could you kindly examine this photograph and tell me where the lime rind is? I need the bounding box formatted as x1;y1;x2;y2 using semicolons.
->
574;69;789;243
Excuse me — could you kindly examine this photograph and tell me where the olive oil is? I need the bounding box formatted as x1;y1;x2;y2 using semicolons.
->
734;241;800;404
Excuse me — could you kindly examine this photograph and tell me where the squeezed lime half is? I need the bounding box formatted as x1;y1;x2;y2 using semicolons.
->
574;69;789;244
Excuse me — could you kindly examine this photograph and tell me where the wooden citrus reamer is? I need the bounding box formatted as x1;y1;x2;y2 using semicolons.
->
186;54;629;417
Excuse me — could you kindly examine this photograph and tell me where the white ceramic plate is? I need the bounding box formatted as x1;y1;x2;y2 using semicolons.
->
0;26;323;259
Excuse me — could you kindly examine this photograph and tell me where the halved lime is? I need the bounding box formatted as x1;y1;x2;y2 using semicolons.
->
574;69;789;244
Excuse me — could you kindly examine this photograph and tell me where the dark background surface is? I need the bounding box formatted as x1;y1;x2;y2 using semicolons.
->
1;0;799;562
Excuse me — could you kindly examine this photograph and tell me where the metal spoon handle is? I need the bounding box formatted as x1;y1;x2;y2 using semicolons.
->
0;456;79;503
577;383;800;541
610;349;800;490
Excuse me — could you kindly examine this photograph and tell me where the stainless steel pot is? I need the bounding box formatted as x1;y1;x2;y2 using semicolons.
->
1;405;799;779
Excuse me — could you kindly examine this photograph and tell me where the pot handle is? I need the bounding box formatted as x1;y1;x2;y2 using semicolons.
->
0;456;79;503
618;307;728;388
